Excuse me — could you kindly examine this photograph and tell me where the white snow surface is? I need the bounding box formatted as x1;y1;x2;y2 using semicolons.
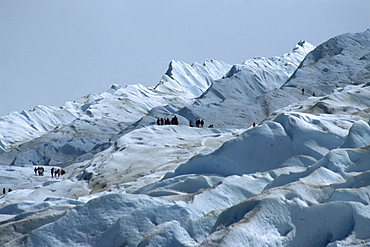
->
0;60;229;153
1;30;370;246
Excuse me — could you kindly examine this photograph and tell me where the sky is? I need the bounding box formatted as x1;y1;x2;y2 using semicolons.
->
1;0;369;116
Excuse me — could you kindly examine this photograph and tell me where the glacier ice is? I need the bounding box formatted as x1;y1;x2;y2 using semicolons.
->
1;30;370;246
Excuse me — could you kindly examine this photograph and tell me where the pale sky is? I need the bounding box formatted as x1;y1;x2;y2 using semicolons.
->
1;0;369;116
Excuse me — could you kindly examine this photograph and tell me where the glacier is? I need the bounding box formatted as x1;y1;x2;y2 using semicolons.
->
0;30;370;246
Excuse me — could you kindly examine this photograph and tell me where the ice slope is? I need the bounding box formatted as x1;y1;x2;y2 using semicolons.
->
0;59;229;152
164;113;367;178
0;125;243;245
207;40;314;102
2;113;370;246
271;82;370;119
0;106;79;152
67;125;243;193
284;29;370;96
153;59;232;97
174;40;315;128
0;39;312;166
0;59;232;167
0;39;312;167
256;29;370;119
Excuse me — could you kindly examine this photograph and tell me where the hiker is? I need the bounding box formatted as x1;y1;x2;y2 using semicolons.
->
312;92;315;96
34;167;38;175
156;118;160;125
54;169;61;178
2;188;5;194
37;167;44;176
200;119;204;127
302;88;305;95
189;121;193;127
160;118;164;125
253;122;256;127
61;169;65;176
171;116;178;125
51;167;55;178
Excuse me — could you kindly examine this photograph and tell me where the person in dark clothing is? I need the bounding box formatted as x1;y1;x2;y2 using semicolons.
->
302;88;305;95
171;116;179;125
51;167;55;178
38;167;44;176
3;188;5;194
200;119;204;127
189;121;193;127
54;169;60;178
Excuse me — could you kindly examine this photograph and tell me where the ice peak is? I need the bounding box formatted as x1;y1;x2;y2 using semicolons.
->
297;40;306;46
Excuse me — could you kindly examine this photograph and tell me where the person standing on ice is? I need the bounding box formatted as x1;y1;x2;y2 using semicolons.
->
51;167;55;178
38;167;44;176
302;88;305;95
55;169;61;178
171;116;178;125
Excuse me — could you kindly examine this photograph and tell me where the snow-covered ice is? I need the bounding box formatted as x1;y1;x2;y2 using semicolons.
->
1;30;370;246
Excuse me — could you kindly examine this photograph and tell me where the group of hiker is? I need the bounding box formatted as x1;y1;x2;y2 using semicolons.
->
191;118;216;128
189;119;204;128
34;166;45;176
157;115;216;128
51;167;65;178
3;167;66;196
157;116;179;125
302;88;316;97
156;115;259;129
34;166;65;178
2;188;12;194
